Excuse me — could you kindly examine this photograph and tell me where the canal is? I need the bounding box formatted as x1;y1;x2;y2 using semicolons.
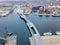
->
0;7;60;45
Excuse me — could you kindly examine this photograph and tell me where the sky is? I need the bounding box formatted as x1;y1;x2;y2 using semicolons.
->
0;0;35;1
0;0;40;1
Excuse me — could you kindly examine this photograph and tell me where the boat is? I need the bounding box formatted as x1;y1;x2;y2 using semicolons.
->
43;32;52;36
56;31;60;35
52;11;60;17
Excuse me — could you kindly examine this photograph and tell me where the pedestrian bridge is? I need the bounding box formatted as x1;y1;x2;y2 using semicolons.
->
19;14;44;45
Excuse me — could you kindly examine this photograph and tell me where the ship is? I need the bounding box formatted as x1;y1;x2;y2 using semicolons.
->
52;10;60;17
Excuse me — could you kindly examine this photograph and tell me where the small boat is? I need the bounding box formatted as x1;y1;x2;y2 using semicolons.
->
43;32;52;36
56;31;60;35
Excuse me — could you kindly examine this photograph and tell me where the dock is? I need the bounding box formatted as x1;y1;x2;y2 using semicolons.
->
52;14;60;17
36;13;54;16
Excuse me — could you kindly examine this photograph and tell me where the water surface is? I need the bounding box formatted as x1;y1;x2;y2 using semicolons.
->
0;8;60;45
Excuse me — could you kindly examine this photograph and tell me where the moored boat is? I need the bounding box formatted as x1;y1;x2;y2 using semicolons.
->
56;31;60;35
52;10;60;17
43;32;52;36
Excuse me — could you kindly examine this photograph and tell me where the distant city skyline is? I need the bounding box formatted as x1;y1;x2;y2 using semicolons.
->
0;0;41;1
0;0;59;3
0;0;39;1
0;0;60;5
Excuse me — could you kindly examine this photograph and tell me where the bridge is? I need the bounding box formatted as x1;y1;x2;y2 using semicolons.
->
19;14;44;45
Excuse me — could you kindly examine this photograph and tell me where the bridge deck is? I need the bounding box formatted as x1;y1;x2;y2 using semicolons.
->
29;34;44;45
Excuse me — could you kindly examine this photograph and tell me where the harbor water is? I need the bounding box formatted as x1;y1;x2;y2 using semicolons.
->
0;8;60;45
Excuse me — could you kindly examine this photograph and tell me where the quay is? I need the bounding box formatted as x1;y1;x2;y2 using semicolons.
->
5;35;17;45
0;5;14;17
41;35;60;45
0;35;17;45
